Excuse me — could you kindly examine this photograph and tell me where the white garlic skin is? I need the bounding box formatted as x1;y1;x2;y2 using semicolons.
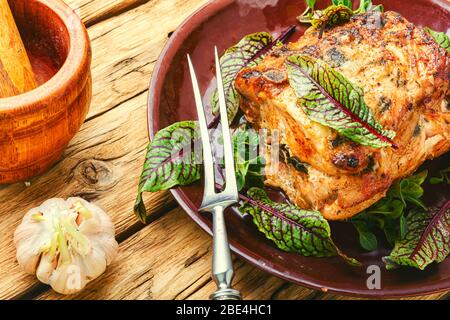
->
14;198;118;295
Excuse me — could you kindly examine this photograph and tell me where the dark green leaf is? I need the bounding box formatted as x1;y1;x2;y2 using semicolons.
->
404;196;426;210
429;166;450;185
430;177;444;185
355;0;383;13
134;121;201;222
332;0;353;9
285;54;397;148
400;181;424;200
240;188;360;265
351;171;428;250
232;128;265;191
407;170;428;185
357;0;372;13
211;32;273;122
365;199;404;219
306;0;316;9
399;214;408;238
384;202;450;270
311;5;353;30
354;222;378;251
383;219;398;246
425;27;450;53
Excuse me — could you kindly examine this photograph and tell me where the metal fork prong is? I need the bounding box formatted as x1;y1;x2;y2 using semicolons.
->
187;54;216;201
214;47;238;200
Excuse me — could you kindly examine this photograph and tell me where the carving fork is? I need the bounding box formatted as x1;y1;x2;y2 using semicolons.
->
187;48;242;300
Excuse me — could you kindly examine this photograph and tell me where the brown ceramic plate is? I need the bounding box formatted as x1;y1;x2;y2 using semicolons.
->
148;0;450;298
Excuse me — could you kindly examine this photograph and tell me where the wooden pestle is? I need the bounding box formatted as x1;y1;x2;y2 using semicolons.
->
0;0;36;98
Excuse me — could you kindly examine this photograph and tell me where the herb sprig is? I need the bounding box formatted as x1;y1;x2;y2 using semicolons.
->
351;171;428;251
298;0;383;33
429;166;450;185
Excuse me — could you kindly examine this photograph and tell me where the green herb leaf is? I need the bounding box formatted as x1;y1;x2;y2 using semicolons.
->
212;26;296;123
299;1;384;27
354;0;384;13
399;214;408;238
357;0;372;12
354;222;378;251
384;201;450;270
134;121;201;222
240;187;360;266
232;128;265;191
311;5;353;30
306;0;316;9
393;171;427;210
135;122;266;222
425;27;450;53
211;32;273;122
370;4;384;12
383;219;398;246
332;0;353;9
429;166;450;185
352;171;428;250
285;54;397;148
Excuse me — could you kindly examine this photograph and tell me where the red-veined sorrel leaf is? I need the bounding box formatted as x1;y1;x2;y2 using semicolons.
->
298;0;383;29
239;187;360;265
312;5;353;31
212;27;296;123
298;4;353;34
384;200;450;270
134;122;267;223
425;27;450;53
285;54;397;148
134;121;201;223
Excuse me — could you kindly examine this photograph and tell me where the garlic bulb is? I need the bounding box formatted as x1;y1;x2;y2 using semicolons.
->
14;198;119;295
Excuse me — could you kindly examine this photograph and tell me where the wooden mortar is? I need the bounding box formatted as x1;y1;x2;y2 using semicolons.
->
0;0;92;184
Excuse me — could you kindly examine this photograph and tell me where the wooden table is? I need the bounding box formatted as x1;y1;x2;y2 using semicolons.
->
0;0;448;301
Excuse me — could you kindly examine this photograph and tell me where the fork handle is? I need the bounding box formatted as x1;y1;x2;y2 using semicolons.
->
210;206;242;300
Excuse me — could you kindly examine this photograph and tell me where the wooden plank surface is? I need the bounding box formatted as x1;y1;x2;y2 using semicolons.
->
65;0;148;26
36;207;317;300
0;0;448;300
0;0;208;299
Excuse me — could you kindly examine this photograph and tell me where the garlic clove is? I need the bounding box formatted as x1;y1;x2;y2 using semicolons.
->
48;256;89;295
88;233;119;265
36;252;57;285
80;245;108;280
14;211;52;274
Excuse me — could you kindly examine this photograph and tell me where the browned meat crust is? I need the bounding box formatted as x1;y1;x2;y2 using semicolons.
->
235;11;450;220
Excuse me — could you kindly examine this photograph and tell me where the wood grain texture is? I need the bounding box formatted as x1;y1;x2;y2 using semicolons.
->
0;0;213;299
72;0;209;122
0;0;36;97
65;0;148;26
0;0;92;184
0;0;447;300
36;208;315;300
0;91;174;299
37;208;212;300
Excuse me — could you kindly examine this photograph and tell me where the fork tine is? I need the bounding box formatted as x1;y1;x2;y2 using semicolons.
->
187;55;216;201
214;47;238;198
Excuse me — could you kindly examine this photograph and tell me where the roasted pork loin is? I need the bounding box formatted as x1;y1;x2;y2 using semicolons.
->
235;11;449;220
